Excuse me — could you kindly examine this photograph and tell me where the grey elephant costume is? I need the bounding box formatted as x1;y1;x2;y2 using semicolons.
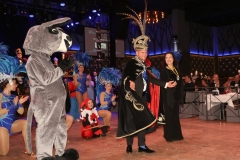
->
23;17;78;160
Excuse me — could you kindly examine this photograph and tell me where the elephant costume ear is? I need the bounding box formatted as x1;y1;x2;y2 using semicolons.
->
41;17;71;28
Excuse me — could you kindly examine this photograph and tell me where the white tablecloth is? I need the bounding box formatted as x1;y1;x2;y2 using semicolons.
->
206;93;240;110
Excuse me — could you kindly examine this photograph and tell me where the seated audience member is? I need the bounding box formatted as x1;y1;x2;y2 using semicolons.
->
194;77;203;91
184;75;195;91
201;78;209;92
223;77;232;93
209;74;224;93
230;75;240;109
230;74;240;90
80;98;109;138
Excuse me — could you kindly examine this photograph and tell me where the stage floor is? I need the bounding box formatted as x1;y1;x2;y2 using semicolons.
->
1;112;240;160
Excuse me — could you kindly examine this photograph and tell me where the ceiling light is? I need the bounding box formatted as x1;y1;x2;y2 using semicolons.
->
60;3;65;7
139;11;164;24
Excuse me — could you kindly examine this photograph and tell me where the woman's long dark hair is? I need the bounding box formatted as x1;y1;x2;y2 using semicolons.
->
0;79;10;91
163;52;178;68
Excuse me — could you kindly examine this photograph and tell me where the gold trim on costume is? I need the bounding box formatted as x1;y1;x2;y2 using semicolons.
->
125;90;144;111
116;119;157;139
123;76;129;90
134;56;145;78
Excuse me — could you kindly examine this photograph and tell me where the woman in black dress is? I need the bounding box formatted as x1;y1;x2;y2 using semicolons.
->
160;52;184;142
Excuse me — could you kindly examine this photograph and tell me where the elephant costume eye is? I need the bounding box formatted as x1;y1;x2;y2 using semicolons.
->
48;27;59;34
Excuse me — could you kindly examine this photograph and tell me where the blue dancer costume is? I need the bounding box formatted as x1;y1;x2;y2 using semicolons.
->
96;67;121;110
0;42;26;133
76;73;88;94
0;92;23;133
98;91;114;111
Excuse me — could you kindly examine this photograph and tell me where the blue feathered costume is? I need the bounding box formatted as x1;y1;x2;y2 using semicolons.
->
95;67;121;110
0;43;30;156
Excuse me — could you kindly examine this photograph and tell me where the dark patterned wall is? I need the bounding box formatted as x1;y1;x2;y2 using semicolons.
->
190;55;215;77
218;55;240;76
189;22;213;55
125;15;173;55
218;23;240;56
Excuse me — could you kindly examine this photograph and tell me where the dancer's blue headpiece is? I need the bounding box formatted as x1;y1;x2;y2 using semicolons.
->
96;67;121;101
0;43;26;85
74;51;92;73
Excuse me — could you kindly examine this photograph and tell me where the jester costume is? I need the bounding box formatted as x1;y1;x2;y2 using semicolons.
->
80;98;109;138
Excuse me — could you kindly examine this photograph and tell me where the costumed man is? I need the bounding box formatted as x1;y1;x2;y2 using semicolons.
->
116;0;177;153
23;17;79;160
80;98;109;138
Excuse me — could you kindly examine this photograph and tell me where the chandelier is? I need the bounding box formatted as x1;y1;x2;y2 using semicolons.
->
139;11;164;24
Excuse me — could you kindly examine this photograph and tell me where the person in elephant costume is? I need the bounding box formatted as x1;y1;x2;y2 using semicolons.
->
23;17;79;160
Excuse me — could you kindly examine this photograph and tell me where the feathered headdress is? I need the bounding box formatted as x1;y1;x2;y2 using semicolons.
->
74;51;92;73
117;0;150;51
96;68;121;102
0;54;26;85
0;42;9;57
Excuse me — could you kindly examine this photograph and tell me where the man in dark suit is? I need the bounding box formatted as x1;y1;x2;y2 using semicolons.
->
116;35;176;154
184;75;195;91
209;73;224;93
230;74;240;90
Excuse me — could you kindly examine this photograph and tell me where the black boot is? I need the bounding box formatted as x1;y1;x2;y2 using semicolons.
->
126;145;132;153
